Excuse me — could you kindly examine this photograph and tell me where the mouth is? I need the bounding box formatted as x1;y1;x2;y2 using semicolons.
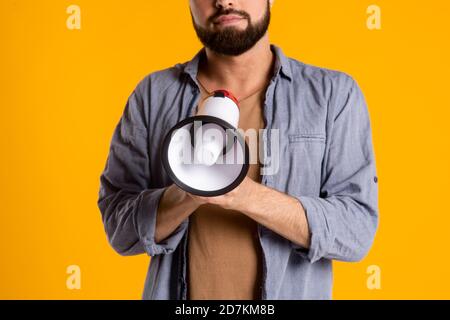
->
213;14;245;26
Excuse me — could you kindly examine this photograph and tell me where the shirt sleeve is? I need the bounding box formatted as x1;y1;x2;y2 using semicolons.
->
97;86;188;257
291;74;379;263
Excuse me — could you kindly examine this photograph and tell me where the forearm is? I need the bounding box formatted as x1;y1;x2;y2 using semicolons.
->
240;182;311;249
155;184;200;244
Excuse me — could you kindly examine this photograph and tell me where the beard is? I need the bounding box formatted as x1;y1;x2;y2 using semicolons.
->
191;1;271;56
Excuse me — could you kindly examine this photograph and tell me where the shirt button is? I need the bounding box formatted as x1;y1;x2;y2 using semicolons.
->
374;176;378;183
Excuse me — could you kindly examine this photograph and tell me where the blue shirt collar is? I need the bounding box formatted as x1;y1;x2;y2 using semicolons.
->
182;44;293;84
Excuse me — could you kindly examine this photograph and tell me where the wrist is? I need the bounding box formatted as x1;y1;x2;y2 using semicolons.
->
235;178;260;213
164;184;190;208
181;192;200;210
177;187;201;212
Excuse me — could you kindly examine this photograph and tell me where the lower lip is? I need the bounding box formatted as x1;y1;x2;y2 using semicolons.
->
215;18;244;26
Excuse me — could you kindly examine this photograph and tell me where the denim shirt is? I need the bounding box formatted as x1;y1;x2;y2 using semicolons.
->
97;44;379;300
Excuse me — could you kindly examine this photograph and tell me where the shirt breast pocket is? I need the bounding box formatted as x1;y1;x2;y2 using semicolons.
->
288;133;326;144
285;133;326;196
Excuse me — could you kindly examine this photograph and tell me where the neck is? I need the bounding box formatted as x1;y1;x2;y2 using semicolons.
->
198;34;274;97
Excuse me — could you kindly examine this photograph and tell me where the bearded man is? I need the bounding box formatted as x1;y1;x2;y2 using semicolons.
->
98;0;379;300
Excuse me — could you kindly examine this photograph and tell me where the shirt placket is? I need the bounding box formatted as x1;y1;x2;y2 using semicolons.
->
258;74;278;300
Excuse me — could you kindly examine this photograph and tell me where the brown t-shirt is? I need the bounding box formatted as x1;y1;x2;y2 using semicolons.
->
187;84;266;300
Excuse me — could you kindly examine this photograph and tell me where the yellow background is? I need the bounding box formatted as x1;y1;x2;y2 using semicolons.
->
1;0;449;299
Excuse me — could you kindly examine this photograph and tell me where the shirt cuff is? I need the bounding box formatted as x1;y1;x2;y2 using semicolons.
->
291;195;333;264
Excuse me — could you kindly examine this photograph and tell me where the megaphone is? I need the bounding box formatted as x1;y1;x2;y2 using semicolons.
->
161;90;249;197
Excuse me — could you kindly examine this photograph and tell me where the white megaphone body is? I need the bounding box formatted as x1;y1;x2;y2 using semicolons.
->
161;90;249;196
